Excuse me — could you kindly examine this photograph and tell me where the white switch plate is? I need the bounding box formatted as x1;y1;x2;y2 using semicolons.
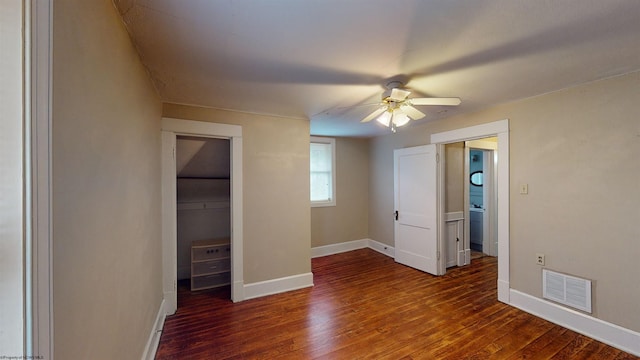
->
520;184;529;194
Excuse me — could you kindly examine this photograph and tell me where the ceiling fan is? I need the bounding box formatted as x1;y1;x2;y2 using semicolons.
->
360;80;461;132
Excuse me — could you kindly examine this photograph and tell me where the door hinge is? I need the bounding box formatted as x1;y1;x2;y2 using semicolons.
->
437;251;441;260
173;280;177;291
172;147;176;160
436;153;440;163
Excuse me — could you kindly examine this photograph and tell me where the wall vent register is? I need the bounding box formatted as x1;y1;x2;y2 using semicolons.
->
543;269;592;313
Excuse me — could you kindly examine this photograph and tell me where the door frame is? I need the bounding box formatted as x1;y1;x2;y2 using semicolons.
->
161;118;244;313
25;1;54;357
431;119;510;303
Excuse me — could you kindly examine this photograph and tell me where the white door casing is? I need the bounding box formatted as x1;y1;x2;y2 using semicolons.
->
482;149;498;257
161;118;244;313
394;144;442;275
160;131;178;313
431;119;510;303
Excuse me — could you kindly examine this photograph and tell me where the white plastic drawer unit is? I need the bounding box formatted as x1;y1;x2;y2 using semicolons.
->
191;238;231;291
192;258;231;275
192;243;230;261
191;272;231;291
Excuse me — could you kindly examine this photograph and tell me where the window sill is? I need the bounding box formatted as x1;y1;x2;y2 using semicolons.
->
311;200;336;208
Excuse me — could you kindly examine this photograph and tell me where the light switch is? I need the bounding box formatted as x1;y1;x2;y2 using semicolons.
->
520;184;529;194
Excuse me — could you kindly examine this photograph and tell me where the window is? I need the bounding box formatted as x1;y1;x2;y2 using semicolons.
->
310;137;335;207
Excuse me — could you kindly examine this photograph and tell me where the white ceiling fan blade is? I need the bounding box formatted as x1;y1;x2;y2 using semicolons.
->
360;106;387;123
410;97;461;106
389;88;411;101
400;104;426;120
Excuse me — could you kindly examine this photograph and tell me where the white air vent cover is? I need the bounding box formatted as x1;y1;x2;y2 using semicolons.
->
543;269;592;313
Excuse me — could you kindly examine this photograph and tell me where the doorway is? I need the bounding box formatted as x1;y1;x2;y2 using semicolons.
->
176;136;231;304
161;118;244;315
432;120;510;303
465;139;498;260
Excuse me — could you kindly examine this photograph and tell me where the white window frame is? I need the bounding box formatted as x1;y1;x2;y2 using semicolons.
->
310;136;336;207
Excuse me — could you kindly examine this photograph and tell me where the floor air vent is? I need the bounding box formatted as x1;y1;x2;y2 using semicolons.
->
543;269;592;313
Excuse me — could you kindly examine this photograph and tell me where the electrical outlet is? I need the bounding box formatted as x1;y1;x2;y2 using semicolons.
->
536;253;545;266
520;184;529;194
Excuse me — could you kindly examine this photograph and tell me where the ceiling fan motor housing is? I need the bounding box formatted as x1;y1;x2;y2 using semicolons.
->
382;80;405;100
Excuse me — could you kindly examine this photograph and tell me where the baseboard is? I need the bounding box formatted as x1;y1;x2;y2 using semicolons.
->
509;289;640;356
367;239;395;258
241;240;392;301
243;272;314;301
311;239;369;258
310;239;395;259
141;299;167;360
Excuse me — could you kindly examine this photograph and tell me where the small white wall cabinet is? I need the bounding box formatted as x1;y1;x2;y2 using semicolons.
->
445;212;465;268
191;238;231;290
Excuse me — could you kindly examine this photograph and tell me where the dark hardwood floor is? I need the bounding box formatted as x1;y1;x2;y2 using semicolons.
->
155;249;638;359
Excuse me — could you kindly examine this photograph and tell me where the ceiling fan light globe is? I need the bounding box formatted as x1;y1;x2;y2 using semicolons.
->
376;111;392;126
392;110;410;127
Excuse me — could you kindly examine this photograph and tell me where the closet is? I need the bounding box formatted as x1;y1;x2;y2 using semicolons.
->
175;136;231;293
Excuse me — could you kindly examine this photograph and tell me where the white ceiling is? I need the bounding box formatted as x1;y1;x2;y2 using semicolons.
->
115;0;640;137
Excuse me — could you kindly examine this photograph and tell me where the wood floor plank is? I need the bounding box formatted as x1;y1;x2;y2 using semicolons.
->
154;249;638;359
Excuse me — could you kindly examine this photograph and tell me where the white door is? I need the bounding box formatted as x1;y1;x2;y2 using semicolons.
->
394;144;441;275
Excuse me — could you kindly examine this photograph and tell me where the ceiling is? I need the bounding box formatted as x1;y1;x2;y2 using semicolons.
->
114;0;640;137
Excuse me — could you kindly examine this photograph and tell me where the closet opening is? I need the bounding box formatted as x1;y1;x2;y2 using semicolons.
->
175;135;231;305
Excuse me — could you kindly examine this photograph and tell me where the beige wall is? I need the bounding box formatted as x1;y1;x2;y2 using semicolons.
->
163;104;312;283
311;137;369;247
445;142;465;213
368;71;640;332
52;0;163;358
0;1;24;353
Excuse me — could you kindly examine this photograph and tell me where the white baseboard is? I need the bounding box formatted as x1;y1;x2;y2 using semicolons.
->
310;240;639;356
240;240;392;302
311;239;369;258
310;238;395;259
367;239;395;258
243;272;314;301
509;289;640;357
141;299;167;360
